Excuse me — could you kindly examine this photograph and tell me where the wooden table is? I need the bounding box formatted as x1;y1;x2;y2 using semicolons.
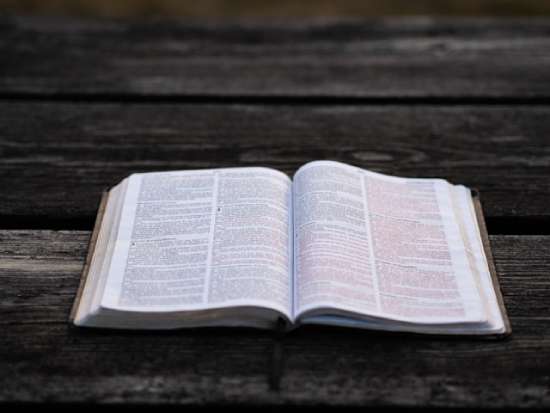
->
1;16;550;408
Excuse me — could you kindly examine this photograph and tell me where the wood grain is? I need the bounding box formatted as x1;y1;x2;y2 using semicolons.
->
1;15;550;408
1;230;549;407
1;16;550;98
1;102;549;225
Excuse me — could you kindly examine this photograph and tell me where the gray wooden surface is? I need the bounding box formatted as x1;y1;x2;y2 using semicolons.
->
2;17;550;98
1;15;550;408
1;103;550;226
1;231;549;407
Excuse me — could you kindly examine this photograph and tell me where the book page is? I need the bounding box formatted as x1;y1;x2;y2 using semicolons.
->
293;161;379;317
293;161;485;324
451;185;506;332
101;167;292;318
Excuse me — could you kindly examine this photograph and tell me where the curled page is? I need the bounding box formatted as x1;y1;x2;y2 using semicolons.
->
294;161;485;324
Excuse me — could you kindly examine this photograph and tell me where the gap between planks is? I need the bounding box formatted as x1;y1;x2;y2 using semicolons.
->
0;215;548;235
2;93;550;106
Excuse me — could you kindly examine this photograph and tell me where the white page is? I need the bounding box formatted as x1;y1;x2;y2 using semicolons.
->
452;185;505;332
293;161;379;318
101;167;292;319
293;161;486;324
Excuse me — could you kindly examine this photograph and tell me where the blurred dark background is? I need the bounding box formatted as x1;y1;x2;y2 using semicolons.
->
1;0;550;18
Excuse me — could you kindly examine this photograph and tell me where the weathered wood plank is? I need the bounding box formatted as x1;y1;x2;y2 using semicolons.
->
1;102;549;224
2;16;550;98
1;230;550;407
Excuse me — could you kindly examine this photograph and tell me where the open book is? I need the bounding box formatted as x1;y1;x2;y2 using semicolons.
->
71;161;510;336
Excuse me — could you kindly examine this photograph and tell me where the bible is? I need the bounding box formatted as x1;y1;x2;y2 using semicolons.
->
71;161;511;336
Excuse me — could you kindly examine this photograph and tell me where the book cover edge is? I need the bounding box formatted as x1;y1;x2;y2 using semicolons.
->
471;189;512;337
68;191;110;324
